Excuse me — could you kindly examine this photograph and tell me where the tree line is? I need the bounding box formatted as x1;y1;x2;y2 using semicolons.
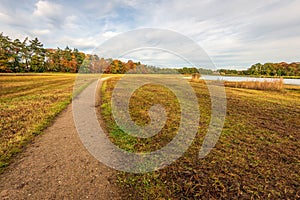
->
0;33;155;73
0;33;86;73
1;33;299;76
218;62;300;76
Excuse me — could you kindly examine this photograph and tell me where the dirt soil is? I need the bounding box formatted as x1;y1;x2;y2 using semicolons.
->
0;103;121;199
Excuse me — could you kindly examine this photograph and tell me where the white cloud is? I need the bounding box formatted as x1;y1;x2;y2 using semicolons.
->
102;31;121;39
32;0;69;29
0;11;9;21
0;0;300;68
64;15;80;29
33;0;63;17
32;29;50;35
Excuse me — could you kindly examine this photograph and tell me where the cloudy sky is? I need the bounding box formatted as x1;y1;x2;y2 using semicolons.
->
1;0;300;69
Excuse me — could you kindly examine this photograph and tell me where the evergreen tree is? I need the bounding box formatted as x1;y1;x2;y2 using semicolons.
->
29;37;45;72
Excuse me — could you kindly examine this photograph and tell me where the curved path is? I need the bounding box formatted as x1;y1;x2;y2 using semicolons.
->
0;79;121;199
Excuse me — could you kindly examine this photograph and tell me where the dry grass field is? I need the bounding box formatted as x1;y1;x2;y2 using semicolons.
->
0;74;76;173
100;76;300;199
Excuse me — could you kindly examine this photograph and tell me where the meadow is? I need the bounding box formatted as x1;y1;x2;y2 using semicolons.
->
100;76;300;199
1;74;299;199
0;74;76;173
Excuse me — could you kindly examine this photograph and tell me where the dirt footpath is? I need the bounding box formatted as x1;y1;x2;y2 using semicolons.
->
0;103;121;199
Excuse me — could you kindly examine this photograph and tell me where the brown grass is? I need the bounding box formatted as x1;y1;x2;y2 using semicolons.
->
225;78;284;91
0;74;76;173
100;76;300;199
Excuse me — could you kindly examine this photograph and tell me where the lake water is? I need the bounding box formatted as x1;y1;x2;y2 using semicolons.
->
200;75;300;86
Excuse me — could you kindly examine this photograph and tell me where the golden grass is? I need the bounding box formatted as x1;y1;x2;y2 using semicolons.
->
100;76;300;199
0;74;76;172
225;78;284;91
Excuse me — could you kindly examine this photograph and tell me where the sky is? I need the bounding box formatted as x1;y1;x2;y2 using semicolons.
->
1;0;300;69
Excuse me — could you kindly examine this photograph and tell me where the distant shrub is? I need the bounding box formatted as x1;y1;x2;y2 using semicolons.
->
191;73;200;81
